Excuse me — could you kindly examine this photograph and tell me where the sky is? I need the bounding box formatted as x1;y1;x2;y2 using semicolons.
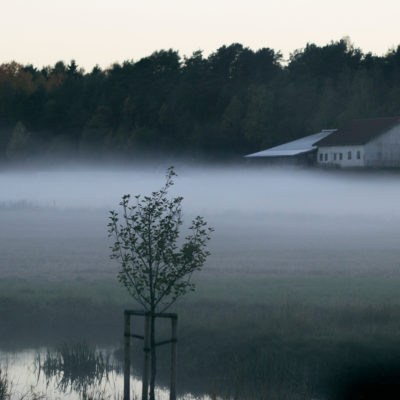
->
1;0;400;71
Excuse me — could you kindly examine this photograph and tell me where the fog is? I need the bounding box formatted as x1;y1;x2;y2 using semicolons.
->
1;164;400;280
1;164;400;218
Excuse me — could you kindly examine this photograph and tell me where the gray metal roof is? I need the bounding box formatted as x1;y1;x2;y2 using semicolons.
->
244;129;336;158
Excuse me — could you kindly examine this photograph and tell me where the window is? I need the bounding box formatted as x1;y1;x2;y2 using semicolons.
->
339;153;343;160
324;153;328;161
357;151;361;160
348;151;352;160
319;153;323;161
333;153;337;161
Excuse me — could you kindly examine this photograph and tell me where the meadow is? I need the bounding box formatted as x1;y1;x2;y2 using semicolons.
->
2;255;400;399
1;166;400;399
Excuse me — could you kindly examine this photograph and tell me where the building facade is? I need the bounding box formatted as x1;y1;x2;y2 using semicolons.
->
316;117;400;168
317;145;365;167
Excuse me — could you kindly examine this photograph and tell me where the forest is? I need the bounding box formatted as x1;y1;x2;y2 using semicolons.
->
1;38;400;161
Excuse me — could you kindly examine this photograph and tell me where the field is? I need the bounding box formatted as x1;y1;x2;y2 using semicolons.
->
1;166;400;399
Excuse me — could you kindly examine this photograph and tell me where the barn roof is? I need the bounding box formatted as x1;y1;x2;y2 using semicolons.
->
316;117;400;147
245;130;336;158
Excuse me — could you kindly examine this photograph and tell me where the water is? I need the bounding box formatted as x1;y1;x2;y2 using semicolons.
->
1;348;208;400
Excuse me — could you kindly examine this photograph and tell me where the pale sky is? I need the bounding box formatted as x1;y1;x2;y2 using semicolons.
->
1;0;400;71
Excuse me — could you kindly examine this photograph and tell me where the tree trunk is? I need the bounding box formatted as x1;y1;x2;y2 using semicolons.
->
150;313;156;400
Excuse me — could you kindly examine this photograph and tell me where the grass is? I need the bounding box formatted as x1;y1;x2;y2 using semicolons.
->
2;268;400;399
0;366;9;400
177;270;400;398
0;364;47;400
2;269;400;399
2;208;400;398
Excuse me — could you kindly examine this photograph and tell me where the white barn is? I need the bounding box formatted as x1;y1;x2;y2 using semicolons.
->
316;117;400;168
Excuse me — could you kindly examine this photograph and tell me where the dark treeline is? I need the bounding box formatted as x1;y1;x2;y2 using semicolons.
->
1;38;400;161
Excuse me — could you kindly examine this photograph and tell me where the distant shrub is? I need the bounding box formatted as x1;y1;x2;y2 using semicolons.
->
0;200;38;211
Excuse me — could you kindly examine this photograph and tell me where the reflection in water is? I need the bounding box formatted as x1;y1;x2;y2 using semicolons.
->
0;348;209;400
35;343;117;398
0;365;10;399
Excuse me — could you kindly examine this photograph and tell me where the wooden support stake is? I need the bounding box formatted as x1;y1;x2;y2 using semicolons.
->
142;313;151;400
124;312;131;400
170;317;177;400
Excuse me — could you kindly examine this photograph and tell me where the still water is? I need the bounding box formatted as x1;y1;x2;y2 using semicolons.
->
0;348;207;400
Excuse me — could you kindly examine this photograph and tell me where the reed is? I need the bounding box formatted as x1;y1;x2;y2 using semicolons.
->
35;343;116;398
0;366;9;400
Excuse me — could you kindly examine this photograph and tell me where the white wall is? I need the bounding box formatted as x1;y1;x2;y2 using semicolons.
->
365;123;400;167
317;146;365;168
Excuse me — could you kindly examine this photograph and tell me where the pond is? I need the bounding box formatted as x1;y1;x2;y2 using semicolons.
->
1;346;208;400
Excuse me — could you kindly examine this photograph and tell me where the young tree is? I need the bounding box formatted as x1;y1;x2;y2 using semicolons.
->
108;167;213;400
